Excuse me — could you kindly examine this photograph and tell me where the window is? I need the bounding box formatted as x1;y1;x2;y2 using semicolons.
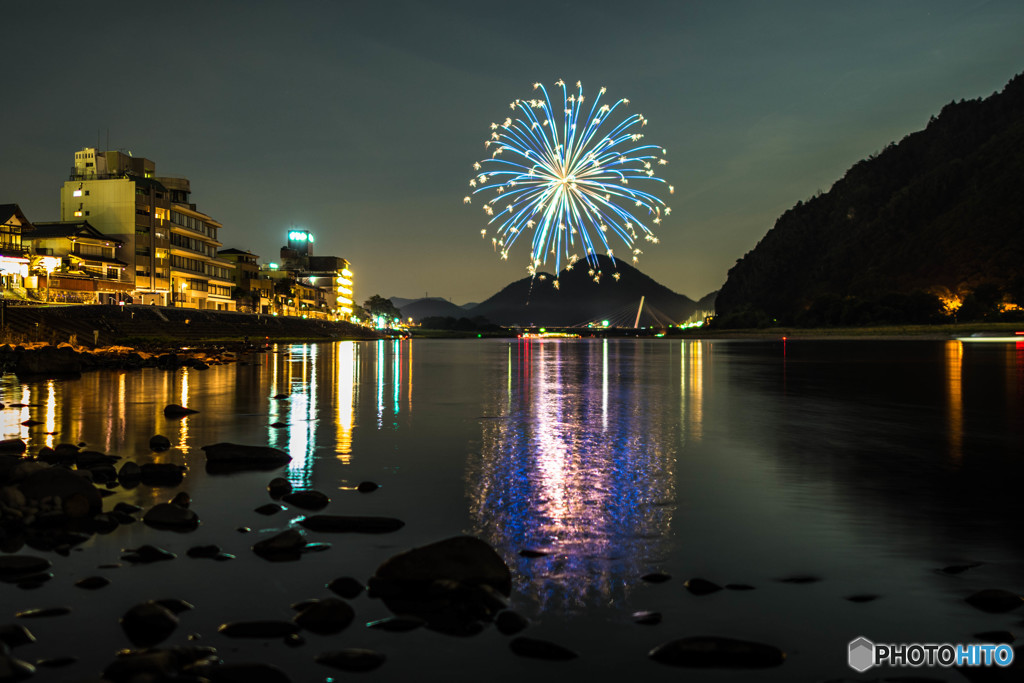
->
107;268;119;279
136;246;151;256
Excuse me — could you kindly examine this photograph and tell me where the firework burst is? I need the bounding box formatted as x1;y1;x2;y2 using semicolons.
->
466;80;671;282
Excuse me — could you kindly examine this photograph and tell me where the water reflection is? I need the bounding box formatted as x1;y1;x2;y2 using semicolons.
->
945;340;963;461
468;339;700;614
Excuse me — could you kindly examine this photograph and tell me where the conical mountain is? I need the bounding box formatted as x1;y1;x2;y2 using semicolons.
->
471;255;706;326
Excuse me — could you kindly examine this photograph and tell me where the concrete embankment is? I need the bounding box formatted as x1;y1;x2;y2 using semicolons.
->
0;304;382;348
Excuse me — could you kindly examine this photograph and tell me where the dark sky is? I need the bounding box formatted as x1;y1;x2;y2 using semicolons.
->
3;1;1022;305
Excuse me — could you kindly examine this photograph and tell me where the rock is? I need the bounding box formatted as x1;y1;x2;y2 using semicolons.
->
270;422;288;428
121;545;177;564
0;556;51;581
0;652;35;681
326;577;365;599
648;636;786;668
114;502;142;515
187;545;222;559
273;394;289;400
15;607;71;619
369;536;512;635
0;624;35;648
357;481;379;493
34;656;76;668
201;443;290;470
684;578;722;596
218;620;299;638
192;361;209;370
254;503;283;515
315;649;386;672
117;461;141;484
298;515;404;533
302;542;331;553
15;572;53;589
0;439;27;455
366;616;426;632
252;529;306;562
509;636;579;660
17;467;101;518
121;602;179;647
163;404;198;417
965;589;1024;613
632;610;662;625
519;549;549;558
267;477;292;498
144;503;199;531
495;610;529;635
171;492;191;507
139;463;186;486
641;572;671;583
292;598;354;634
149;435;171;452
154;599;194;615
281;490;329;510
15;346;82;378
102;646;218;682
940;562;983;575
75;576;110;590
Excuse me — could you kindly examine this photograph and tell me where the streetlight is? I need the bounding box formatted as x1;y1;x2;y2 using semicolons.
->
179;281;187;308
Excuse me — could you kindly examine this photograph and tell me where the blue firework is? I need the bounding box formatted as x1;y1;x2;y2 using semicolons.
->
465;79;672;284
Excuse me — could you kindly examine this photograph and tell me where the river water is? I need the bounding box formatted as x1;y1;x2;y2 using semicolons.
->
2;338;1023;681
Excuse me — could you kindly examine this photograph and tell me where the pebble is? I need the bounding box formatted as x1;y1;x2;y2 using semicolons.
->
281;490;330;511
356;481;379;493
254;503;284;515
777;575;821;584
845;594;879;603
121;545;177;564
327;577;365;599
143;502;200;531
0;624;36;648
495;610;529;635
270;421;288;428
252;529;306;561
518;548;549;558
163;404;198;417
641;572;671;583
0;555;51;581
632;610;662;625
267;477;292;498
292;598;354;634
120;602;179;647
315;649;386;672
15;607;71;619
149;434;171;452
684;578;722;596
75;576;111;590
0;652;35;680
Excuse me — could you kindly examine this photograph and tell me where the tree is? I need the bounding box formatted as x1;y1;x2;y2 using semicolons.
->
362;294;402;321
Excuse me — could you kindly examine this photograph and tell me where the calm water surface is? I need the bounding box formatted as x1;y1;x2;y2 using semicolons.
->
3;338;1023;681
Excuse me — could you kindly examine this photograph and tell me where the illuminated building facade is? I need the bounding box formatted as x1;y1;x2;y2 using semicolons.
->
27;221;130;303
278;230;354;320
0;204;32;298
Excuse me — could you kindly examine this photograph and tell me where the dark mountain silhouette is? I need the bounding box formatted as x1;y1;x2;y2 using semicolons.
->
389;296;467;321
469;255;713;326
715;72;1024;327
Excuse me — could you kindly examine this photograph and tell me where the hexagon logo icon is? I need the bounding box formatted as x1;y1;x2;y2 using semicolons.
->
848;636;875;672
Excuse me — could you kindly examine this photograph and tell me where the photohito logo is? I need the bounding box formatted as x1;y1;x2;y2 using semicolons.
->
848;637;1014;672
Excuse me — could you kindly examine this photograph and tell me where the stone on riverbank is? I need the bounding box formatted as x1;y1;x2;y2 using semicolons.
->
267;477;292;498
163;404;198;418
280;490;329;510
201;443;290;471
143;501;200;531
292;598;354;634
149;435;171;452
14;346;82;379
120;601;179;647
252;529;306;562
18;467;101;518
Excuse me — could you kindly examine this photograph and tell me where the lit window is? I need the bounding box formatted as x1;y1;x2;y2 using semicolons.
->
74;211;83;217
73;190;83;197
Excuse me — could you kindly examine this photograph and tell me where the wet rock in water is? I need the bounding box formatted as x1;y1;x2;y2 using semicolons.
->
267;477;292;498
965;589;1024;613
270;421;288;429
237;526;251;533
684;578;723;596
187;545;222;559
0;652;35;681
632;610;662;625
120;601;179;647
254;503;283;515
34;655;77;668
154;599;194;615
0;624;36;648
18;468;101;518
218;620;300;638
495;610;529;635
75;576;110;590
366;616;426;632
214;552;236;562
327;577;365;599
16;572;53;590
143;502;199;531
252;529;306;562
974;630;1015;643
315;649;386;672
777;575;821;584
357;481;379;493
292;598;355;634
518;548;549;558
648;636;786;668
845;594;879;603
15;346;82;378
940;562;984;575
273;393;289;400
117;461;141;485
0;439;27;455
281;490;330;510
0;556;51;582
369;536;512;635
191;361;209;371
298;515;404;534
725;584;756;591
139;463;186;486
163;404;198;418
201;443;290;471
301;542;331;553
15;607;71;619
171;492;191;507
283;633;305;648
509;636;579;661
121;545;177;564
641;572;671;584
149;434;171;452
114;502;142;515
102;646;219;683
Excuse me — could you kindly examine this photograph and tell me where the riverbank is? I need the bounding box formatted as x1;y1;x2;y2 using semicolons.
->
0;304;383;349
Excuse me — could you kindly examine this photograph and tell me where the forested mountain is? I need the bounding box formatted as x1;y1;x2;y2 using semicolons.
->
715;72;1024;327
470;255;710;326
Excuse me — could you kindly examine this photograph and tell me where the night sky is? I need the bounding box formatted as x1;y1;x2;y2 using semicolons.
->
3;1;1022;305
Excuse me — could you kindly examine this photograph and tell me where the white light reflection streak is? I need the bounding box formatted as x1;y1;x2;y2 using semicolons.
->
376;339;384;429
177;369;190;453
336;341;355;464
946;340;963;462
602;338;608;431
44;381;56;449
287;345;312;489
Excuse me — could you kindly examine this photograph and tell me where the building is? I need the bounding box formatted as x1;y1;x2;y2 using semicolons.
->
61;148;235;309
219;248;273;313
278;229;355;319
27;221;131;303
0;204;32;299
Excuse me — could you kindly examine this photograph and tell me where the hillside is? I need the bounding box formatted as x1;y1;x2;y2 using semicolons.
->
389;297;468;322
715;72;1024;327
470;255;710;326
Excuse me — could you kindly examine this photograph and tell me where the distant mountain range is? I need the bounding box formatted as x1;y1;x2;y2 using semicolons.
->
394;255;715;326
715;71;1024;327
